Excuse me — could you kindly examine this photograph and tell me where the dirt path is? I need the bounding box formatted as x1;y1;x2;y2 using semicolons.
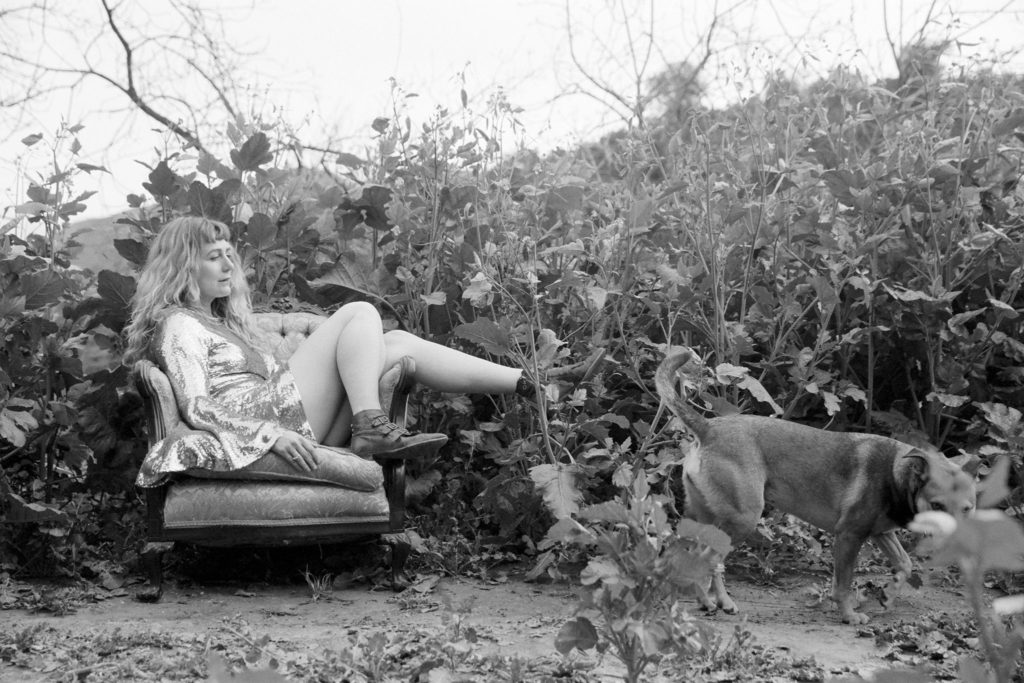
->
0;560;975;682
722;566;969;675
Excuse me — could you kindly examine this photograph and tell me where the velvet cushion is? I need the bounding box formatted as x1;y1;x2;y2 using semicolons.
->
162;479;389;528
185;445;383;491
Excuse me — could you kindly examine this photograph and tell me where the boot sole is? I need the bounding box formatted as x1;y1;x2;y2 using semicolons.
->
365;433;449;460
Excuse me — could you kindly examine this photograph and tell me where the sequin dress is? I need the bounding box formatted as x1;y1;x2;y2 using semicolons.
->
135;309;316;487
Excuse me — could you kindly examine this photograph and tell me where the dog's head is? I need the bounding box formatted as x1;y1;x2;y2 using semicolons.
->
902;448;977;518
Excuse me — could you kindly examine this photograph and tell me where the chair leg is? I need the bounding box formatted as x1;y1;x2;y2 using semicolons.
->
135;541;174;603
383;533;412;591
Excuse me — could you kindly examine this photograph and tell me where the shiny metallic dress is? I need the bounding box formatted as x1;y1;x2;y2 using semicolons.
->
135;309;315;487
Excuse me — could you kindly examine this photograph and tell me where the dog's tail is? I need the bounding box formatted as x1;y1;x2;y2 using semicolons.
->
655;349;712;440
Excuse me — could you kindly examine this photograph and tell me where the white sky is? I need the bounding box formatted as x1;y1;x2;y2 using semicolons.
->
4;0;1024;221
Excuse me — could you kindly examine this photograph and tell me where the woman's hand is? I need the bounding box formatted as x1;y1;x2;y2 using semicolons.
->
271;431;319;472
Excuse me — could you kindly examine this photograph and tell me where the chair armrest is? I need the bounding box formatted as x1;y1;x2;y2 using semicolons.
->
379;355;414;529
134;359;179;448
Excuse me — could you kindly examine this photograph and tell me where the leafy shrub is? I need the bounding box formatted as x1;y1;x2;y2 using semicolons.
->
3;50;1024;588
550;475;731;682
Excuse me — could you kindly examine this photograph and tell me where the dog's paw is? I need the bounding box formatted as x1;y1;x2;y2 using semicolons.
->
841;610;870;625
697;595;718;613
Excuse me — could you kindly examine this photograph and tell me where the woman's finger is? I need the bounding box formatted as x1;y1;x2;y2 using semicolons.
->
287;440;312;472
300;441;319;471
285;443;310;472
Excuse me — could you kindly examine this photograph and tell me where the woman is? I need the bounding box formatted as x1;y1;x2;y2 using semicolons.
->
124;215;531;482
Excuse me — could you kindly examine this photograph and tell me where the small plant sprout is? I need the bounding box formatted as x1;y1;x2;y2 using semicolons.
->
301;567;334;602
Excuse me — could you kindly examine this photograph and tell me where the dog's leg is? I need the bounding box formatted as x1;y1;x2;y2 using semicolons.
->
683;485;750;614
684;457;761;616
703;515;755;615
691;568;719;613
831;531;870;624
709;562;738;614
871;531;912;609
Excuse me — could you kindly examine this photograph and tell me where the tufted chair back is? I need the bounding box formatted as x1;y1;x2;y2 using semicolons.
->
251;311;325;362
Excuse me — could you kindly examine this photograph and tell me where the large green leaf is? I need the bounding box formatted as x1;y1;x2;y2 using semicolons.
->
821;169;860;204
545;184;584;213
186;181;216;219
578;500;630;525
974;401;1023;438
307;258;376;294
554;617;598;655
0;407;37;447
0;480;71;526
142;160;179;199
452;318;512;356
991;109;1024;137
19;270;65;309
244;213;277;250
230;132;273;172
674;518;733;556
336;152;364;168
530;463;583;520
75;163;108;174
336;185;393;232
113;238;148;268
97;270;136;309
539;517;590;549
197;151;236;179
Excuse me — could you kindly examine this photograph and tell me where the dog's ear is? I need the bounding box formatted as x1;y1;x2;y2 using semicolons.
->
894;446;949;490
893;448;930;492
897;447;977;517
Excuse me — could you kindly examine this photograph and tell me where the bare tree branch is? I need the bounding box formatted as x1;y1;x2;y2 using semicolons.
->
99;0;205;151
0;0;244;157
617;0;655;125
564;1;636;126
185;57;239;122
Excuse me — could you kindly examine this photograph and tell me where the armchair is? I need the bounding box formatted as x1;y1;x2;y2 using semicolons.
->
133;311;413;599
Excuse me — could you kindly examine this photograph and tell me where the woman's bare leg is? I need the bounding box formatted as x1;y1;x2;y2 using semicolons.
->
381;330;522;393
288;301;389;441
287;301;523;443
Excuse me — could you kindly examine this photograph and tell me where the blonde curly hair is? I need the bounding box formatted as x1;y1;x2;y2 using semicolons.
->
123;216;257;366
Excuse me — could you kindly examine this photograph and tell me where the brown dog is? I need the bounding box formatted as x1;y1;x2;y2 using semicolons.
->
655;349;977;623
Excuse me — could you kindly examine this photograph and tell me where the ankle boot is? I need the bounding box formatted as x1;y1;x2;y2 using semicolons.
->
349;409;448;460
515;374;534;398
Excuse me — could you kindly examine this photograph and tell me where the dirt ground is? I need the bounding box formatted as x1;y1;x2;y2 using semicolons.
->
0;553;977;682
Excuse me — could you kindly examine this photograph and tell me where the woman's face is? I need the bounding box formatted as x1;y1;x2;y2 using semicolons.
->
196;240;235;310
